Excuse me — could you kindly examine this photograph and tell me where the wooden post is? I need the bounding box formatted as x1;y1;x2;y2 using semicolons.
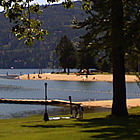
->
44;83;49;122
69;96;72;115
45;83;47;100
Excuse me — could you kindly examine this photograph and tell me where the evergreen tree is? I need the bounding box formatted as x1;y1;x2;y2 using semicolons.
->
55;35;76;74
98;58;111;72
71;0;140;116
77;41;96;76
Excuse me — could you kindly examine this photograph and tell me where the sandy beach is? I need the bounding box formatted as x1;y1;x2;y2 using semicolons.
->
79;98;140;109
17;73;138;82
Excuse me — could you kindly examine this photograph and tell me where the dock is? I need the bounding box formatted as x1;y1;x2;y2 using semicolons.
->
0;74;19;79
0;98;80;106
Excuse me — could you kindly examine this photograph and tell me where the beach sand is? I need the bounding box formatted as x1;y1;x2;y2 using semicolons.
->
17;73;138;82
79;98;140;109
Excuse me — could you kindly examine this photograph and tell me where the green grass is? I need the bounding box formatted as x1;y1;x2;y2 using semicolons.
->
0;108;140;140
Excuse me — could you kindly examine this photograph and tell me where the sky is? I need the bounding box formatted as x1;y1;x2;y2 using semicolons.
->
0;0;66;12
31;0;62;5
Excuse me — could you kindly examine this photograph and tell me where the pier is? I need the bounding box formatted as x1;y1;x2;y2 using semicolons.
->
0;83;80;106
0;74;19;79
0;98;80;106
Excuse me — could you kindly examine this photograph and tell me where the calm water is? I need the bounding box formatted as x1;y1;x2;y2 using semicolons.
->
0;69;139;119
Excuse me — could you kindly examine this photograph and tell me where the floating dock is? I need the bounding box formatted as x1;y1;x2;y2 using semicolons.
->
0;74;19;79
0;98;80;106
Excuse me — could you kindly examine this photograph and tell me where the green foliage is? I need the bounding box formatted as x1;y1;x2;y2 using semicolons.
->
98;58;111;72
75;0;140;61
76;41;96;70
62;0;74;9
1;0;48;46
55;35;77;73
125;53;140;72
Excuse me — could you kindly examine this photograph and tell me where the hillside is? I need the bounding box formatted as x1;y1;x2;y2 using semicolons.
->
0;2;87;69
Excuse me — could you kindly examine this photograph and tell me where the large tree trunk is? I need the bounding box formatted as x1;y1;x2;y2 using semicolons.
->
111;0;128;116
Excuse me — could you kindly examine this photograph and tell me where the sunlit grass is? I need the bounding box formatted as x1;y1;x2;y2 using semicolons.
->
0;108;140;140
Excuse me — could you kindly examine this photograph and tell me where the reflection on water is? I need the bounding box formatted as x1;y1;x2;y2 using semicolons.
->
0;69;139;119
0;105;111;120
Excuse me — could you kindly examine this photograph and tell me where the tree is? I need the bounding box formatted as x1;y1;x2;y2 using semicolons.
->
55;35;76;74
71;0;140;116
111;0;128;116
98;58;111;72
0;0;48;46
77;41;97;76
125;53;139;73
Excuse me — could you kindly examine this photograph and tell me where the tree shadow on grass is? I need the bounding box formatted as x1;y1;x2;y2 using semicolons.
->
21;124;65;128
21;122;74;129
21;114;140;139
75;115;140;139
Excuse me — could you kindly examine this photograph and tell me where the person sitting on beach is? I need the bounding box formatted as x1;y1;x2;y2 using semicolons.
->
38;74;42;78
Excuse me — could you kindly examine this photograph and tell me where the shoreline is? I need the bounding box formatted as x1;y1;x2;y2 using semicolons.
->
17;73;138;83
79;98;140;109
16;73;140;109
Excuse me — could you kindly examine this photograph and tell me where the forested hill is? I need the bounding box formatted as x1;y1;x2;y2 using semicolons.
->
0;2;86;69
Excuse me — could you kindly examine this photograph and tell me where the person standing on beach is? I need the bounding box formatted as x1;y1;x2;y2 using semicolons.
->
27;74;30;80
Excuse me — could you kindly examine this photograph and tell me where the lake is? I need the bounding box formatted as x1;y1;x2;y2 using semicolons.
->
0;69;139;119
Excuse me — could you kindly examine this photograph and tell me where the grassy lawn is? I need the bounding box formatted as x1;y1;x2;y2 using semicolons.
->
0;108;140;140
